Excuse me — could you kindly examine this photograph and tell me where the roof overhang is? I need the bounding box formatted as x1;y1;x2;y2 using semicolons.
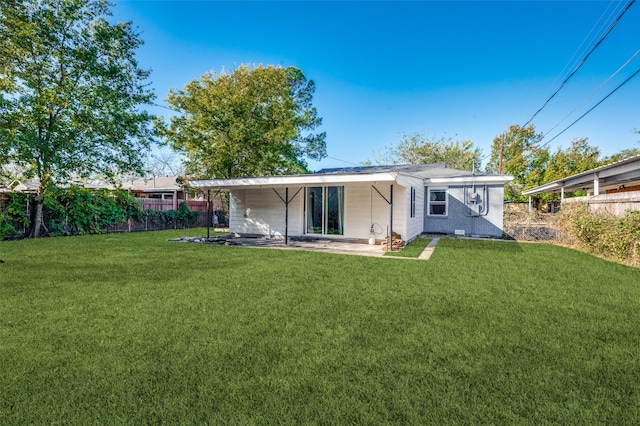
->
424;175;514;185
522;155;640;196
190;172;513;191
190;172;399;190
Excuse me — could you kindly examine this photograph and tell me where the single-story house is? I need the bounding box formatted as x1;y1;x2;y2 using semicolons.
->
121;176;185;200
522;154;640;216
190;164;513;243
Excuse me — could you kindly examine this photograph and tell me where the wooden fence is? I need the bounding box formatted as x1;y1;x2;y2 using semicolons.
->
106;199;228;232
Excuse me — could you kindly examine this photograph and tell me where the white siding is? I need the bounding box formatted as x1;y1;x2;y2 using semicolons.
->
342;182;399;240
230;187;303;237
396;175;425;241
229;179;422;241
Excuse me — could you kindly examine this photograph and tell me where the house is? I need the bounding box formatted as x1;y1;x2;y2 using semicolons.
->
120;176;187;209
522;155;640;216
189;164;513;243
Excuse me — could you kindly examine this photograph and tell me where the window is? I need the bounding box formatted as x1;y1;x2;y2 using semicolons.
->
306;186;344;235
428;189;447;216
410;187;416;218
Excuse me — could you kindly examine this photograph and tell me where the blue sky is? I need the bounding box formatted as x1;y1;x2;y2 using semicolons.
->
111;0;640;171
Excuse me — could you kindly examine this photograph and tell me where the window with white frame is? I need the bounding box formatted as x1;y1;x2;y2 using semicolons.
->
428;188;447;216
410;187;416;218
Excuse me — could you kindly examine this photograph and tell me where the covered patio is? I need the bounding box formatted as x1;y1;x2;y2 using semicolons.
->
522;155;640;215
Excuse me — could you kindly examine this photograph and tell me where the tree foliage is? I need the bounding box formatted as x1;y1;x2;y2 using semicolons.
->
0;0;155;236
543;138;601;183
488;124;640;201
486;125;543;181
0;186;140;237
368;132;481;171
156;65;326;179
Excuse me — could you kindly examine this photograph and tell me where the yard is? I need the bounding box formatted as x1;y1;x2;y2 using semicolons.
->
1;230;639;424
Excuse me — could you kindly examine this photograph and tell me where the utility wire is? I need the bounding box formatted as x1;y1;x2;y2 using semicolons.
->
538;66;640;148
543;49;640;137
552;0;622;89
151;102;180;112
522;0;635;128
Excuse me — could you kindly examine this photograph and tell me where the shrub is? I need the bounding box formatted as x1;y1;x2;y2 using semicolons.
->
1;186;143;238
558;202;640;267
132;202;200;229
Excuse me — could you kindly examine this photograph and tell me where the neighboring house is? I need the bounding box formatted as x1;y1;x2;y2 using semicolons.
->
120;176;187;210
522;155;640;216
190;164;513;242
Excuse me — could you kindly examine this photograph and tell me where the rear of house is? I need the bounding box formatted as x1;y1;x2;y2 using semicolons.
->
191;164;512;243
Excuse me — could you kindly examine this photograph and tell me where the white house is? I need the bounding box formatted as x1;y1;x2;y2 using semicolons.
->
190;164;513;243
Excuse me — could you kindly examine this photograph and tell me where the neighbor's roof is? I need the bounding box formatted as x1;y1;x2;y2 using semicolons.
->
190;163;512;190
522;154;640;196
120;176;183;193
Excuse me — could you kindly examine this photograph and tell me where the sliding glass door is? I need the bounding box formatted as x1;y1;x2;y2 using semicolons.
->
306;186;344;235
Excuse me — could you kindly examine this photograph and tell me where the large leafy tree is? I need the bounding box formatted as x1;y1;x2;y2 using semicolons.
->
486;125;545;201
368;132;482;171
486;125;543;180
156;65;327;179
0;0;155;237
543;138;601;183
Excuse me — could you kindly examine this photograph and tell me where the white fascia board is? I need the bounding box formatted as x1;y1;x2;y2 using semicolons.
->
522;182;561;196
424;175;513;185
190;172;398;190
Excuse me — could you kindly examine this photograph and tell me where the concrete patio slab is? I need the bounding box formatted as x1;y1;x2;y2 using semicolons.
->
171;234;442;259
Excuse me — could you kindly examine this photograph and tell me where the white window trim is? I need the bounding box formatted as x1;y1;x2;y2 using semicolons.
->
427;188;448;217
410;187;416;218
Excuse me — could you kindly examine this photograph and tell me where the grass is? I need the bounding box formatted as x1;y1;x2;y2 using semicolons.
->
1;230;639;424
384;236;431;257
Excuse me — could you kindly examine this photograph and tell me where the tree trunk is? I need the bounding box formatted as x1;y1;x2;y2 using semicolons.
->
30;199;44;238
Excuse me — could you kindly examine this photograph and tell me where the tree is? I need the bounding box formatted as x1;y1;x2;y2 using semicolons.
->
486;125;544;179
156;65;327;179
144;150;185;178
0;0;155;237
368;132;482;171
544;138;601;183
486;125;545;201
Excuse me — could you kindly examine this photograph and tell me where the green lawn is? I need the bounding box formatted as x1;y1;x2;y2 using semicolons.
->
1;230;639;424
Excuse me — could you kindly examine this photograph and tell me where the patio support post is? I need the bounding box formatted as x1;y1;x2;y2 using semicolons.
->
390;184;393;250
207;190;211;239
371;184;395;251
273;187;302;245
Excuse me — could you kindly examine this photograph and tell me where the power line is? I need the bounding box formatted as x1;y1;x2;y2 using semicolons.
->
543;48;640;137
538;66;640;148
522;0;636;128
552;0;623;89
151;102;180;112
325;156;361;166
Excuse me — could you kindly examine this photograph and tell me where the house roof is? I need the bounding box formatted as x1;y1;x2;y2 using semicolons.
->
522;155;640;196
120;176;183;193
189;164;512;190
